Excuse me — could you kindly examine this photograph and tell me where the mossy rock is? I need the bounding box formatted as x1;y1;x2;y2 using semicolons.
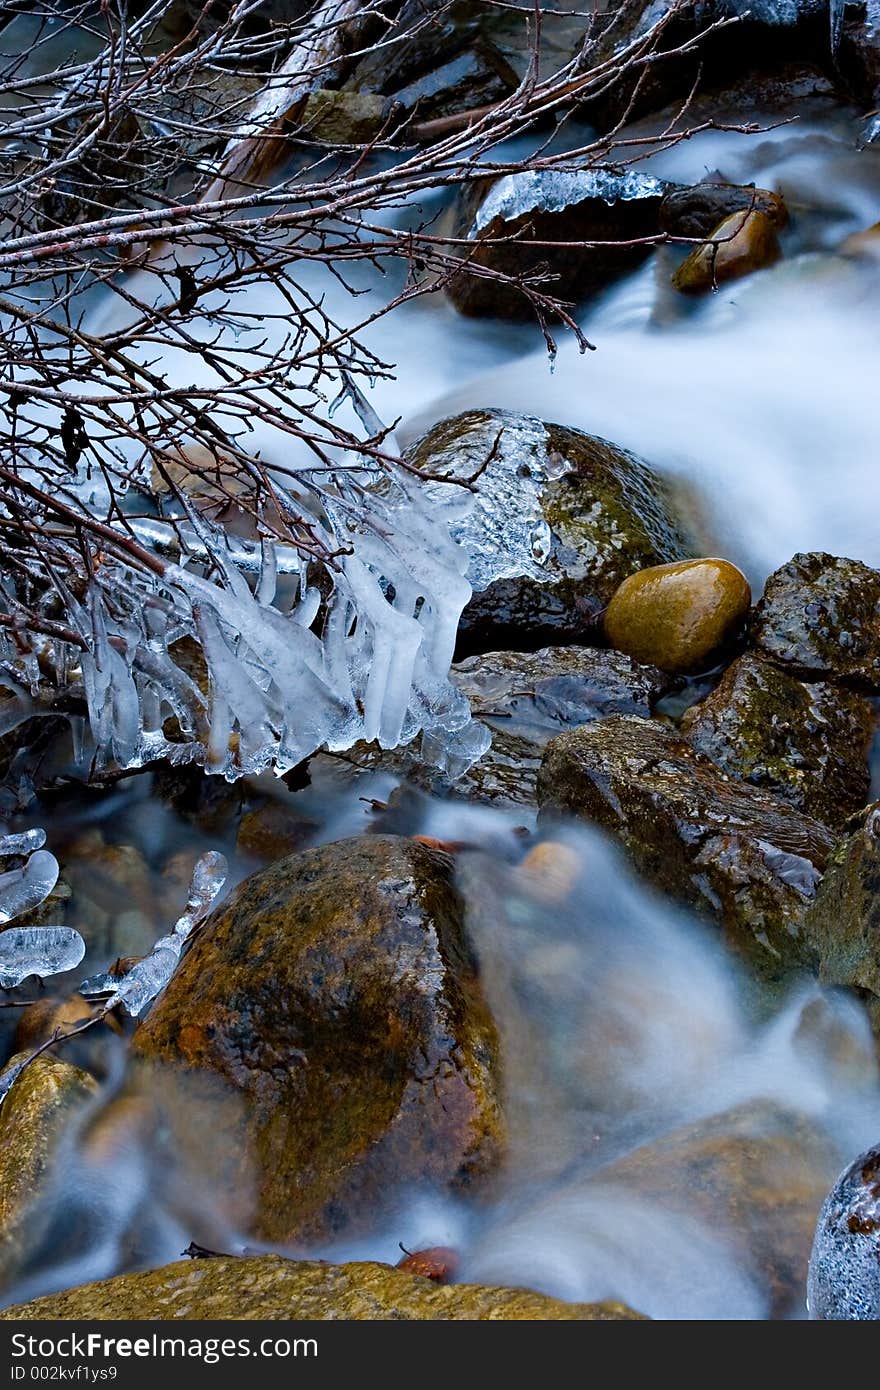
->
537;713;834;977
0;1054;97;1287
0;1254;646;1320
802;804;880;1042
682;653;876;828
752;552;880;689
407;409;694;652
133;836;503;1244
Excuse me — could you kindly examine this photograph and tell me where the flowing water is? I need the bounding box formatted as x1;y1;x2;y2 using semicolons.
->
4;21;880;1318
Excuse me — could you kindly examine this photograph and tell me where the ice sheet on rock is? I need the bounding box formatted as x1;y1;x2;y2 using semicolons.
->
472;169;669;235
0;849;59;924
0;925;85;988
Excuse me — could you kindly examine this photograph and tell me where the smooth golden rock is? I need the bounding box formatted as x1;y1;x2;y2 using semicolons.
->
672;209;781;294
604;557;751;673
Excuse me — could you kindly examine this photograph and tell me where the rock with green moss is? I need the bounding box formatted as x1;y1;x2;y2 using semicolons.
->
682;654;876;828
299;89;389;145
752;552;880;689
537;713;834;976
603;557;751;674
407;409;694;651
0;1254;645;1320
802;804;880;1041
0;1054;97;1287
133;836;502;1245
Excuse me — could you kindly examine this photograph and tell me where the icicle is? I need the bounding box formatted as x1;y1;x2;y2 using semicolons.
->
99;850;228;1017
0;828;46;856
0;925;85;989
0;849;59;924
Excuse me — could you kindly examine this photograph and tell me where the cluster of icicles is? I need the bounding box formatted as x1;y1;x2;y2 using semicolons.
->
0;830;228;1104
0;464;489;786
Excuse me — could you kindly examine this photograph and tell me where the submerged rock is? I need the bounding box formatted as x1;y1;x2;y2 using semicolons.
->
537;713;834;974
752;553;880;689
0;1254;646;1320
802;805;880;1042
682;654;875;828
671;209;781;294
603;557;751;674
407;409;693;651
133;837;502;1244
808;1142;880;1320
593;1101;839;1319
0;1054;97;1286
659;180;788;240
446;167;668;319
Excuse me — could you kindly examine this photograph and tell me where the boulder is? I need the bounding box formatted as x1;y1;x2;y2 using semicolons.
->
603;557;751;674
752;553;880;689
682;654;875;828
537;713;834;974
446;167;668;318
133;836;502;1244
671;209;781;294
802;804;880;1041
408;409;694;651
0;1254;646;1320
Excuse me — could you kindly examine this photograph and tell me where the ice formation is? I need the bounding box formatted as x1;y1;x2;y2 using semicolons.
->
0;459;487;784
0;829;85;990
81;850;228;1017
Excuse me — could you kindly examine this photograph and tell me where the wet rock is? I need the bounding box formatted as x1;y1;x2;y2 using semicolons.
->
659;180;788;240
407;409;694;651
671;209;781;294
802;804;880;1042
390;43;519;122
299;89;389;145
133;836;502;1244
353;646;676;809
446;167;669;319
682;654;875;828
0;1254;646;1320
808;1141;880;1319
752;552;880;689
235;796;318;862
592;1101;840;1319
537;713;834;974
0;1054;97;1285
603;557;751;674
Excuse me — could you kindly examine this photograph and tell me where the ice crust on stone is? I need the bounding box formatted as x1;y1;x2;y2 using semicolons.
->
420;412;569;593
472;168;668;236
